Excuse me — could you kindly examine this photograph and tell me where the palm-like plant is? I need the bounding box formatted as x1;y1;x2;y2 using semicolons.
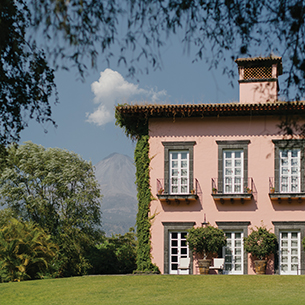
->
0;218;58;282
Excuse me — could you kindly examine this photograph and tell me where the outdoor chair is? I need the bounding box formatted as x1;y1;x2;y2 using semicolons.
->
177;257;190;274
209;258;224;274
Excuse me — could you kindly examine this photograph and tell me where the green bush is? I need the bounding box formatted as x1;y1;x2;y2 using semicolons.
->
88;228;137;274
186;225;226;259
0;218;58;282
244;226;277;260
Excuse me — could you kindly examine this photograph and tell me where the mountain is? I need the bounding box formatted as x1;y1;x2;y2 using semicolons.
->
94;153;137;236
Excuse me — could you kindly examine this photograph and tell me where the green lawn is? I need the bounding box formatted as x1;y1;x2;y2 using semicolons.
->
1;275;305;305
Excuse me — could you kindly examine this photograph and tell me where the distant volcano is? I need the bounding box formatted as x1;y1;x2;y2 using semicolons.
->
94;153;137;236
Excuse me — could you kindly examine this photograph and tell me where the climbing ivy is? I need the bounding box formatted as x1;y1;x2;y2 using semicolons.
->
134;135;159;272
116;106;159;272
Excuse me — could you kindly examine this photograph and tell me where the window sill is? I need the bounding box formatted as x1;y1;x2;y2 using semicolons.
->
212;193;253;204
269;192;305;202
157;194;198;204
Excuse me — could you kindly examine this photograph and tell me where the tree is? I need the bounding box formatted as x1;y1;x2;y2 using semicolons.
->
2;0;305;141
88;228;137;274
0;218;58;282
0;0;56;146
0;142;102;276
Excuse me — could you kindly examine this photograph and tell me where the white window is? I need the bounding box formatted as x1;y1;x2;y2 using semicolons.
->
223;150;243;194
170;151;189;194
169;232;189;274
280;149;301;193
223;231;244;275
280;231;300;275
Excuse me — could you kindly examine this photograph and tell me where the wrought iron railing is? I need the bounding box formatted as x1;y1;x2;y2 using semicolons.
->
211;177;256;195
156;178;200;195
269;177;302;194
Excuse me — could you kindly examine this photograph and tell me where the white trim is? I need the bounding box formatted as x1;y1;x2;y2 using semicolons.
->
169;151;189;194
223;150;244;194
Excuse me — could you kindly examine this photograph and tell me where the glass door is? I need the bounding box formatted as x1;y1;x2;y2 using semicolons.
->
223;150;243;194
280;149;300;193
169;232;189;274
223;231;243;274
170;151;189;194
280;231;300;275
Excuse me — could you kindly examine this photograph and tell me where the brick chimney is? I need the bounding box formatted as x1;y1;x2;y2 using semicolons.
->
235;56;282;104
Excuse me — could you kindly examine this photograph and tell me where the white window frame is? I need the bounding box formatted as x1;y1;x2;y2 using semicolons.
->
223;231;244;275
279;149;301;193
273;140;305;194
216;141;250;194
169;151;189;194
223;150;244;194
162;142;196;195
273;221;305;275
169;231;190;274
279;231;301;275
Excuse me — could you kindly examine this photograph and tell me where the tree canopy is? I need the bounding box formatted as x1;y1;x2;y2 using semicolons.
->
1;0;305;143
0;142;102;276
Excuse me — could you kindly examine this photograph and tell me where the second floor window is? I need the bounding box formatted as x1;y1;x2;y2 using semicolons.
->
280;149;301;193
224;150;244;194
170;151;189;194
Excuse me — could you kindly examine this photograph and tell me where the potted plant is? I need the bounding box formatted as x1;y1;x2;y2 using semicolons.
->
158;188;164;195
270;187;275;194
243;225;277;274
245;187;252;194
212;187;217;194
186;225;226;274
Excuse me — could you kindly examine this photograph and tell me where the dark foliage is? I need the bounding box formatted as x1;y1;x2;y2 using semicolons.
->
88;228;137;274
0;0;56;145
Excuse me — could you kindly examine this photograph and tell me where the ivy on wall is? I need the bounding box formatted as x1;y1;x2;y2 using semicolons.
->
115;106;159;273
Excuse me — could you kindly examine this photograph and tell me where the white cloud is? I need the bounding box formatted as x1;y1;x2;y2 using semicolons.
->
86;69;167;126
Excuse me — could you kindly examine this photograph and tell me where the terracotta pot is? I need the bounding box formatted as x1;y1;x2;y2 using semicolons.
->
198;259;212;274
254;260;267;275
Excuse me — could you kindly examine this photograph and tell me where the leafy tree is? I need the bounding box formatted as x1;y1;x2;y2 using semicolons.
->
244;226;278;261
0;0;56;146
0;141;102;276
88;228;137;274
2;0;305;143
0;218;58;282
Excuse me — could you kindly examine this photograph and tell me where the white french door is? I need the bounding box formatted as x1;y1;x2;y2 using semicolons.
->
170;151;189;194
280;149;301;193
223;150;243;194
280;231;300;275
223;231;244;274
169;232;189;274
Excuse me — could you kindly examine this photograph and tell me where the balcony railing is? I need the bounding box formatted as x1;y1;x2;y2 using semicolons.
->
211;177;256;202
269;177;305;201
156;178;200;203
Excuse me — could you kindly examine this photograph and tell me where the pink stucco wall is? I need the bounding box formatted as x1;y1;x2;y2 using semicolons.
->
239;81;278;104
148;115;305;274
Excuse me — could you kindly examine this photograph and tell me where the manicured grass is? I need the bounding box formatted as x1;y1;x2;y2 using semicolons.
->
1;275;305;305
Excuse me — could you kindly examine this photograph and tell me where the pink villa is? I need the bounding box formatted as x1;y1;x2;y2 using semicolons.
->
116;56;305;275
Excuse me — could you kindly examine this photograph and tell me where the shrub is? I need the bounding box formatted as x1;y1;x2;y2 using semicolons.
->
244;226;277;260
186;225;226;259
0;218;58;282
88;228;137;275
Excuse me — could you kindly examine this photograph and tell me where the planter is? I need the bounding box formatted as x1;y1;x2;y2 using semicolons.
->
198;259;212;274
254;260;267;275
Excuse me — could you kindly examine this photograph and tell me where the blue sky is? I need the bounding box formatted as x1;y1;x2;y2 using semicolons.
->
19;39;239;165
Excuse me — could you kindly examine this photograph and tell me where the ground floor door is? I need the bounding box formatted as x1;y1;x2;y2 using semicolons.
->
280;231;301;275
169;231;189;274
223;231;244;274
